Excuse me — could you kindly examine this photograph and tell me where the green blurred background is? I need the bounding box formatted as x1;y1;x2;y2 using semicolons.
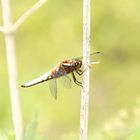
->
0;0;140;139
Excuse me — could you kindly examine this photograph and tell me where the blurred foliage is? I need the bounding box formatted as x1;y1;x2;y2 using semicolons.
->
23;113;38;140
0;0;140;139
0;130;15;140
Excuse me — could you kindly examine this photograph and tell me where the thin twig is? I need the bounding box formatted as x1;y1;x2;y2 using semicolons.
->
1;0;23;140
0;26;5;32
12;0;48;32
80;0;91;140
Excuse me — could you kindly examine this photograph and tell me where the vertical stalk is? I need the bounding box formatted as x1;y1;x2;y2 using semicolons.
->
80;0;91;140
1;0;23;140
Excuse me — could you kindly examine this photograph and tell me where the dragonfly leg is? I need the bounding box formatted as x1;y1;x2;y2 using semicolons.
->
71;72;83;87
76;69;83;75
76;69;86;75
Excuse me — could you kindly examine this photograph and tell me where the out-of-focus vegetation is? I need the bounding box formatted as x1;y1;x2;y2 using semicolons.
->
0;0;140;139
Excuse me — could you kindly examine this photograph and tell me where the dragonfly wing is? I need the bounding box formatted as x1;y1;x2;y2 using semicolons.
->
90;52;101;63
56;67;72;88
49;79;57;99
73;52;101;61
59;75;72;88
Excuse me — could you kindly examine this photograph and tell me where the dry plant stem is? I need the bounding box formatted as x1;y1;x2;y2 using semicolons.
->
80;0;91;140
1;0;48;139
1;0;23;140
12;0;48;32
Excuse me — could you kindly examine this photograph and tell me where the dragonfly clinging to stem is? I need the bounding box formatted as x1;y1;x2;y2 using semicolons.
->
21;52;100;99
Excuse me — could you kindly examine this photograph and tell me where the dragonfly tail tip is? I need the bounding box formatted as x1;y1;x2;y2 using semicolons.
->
21;84;26;88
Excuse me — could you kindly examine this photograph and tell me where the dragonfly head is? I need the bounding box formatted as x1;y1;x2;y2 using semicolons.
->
73;59;82;70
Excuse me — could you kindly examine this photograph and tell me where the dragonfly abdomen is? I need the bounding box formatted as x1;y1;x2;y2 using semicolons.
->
21;71;52;88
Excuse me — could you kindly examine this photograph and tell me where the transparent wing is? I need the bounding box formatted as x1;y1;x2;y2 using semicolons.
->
56;67;72;88
90;52;101;63
73;52;101;62
49;79;57;99
59;75;72;88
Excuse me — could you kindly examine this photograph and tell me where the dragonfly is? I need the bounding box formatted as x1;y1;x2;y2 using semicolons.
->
21;52;100;99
